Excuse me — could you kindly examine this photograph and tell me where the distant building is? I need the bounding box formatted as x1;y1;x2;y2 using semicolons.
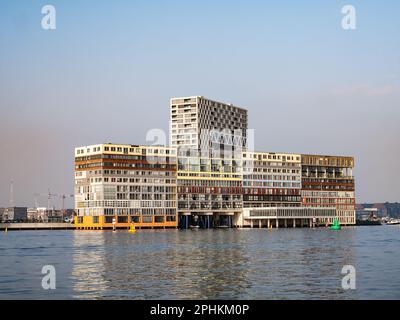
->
27;207;73;222
356;207;378;221
0;208;4;222
27;207;48;221
356;208;378;221
2;207;28;222
385;203;400;218
357;203;400;218
64;209;75;218
47;209;65;222
27;208;38;221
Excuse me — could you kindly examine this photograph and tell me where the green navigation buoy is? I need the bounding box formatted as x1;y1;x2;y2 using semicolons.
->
330;218;341;230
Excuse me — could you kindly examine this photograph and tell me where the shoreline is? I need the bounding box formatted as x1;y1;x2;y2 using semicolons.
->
0;222;74;231
1;223;384;231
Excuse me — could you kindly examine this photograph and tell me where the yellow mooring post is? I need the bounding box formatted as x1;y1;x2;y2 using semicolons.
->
129;223;136;233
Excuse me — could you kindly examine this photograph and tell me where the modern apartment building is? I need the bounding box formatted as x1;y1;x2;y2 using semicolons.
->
301;154;356;225
74;144;177;229
73;96;356;229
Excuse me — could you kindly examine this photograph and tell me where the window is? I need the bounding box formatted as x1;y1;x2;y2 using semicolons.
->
142;216;153;223
117;216;128;223
130;216;140;223
105;216;114;223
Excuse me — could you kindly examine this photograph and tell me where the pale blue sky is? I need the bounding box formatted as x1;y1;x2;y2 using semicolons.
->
0;0;399;207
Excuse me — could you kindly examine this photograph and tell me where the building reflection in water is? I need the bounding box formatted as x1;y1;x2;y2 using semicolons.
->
155;230;252;299
71;229;252;299
296;227;358;299
72;230;108;299
71;228;358;299
239;228;358;299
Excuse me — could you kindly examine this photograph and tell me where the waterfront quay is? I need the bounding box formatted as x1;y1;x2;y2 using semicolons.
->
0;223;74;231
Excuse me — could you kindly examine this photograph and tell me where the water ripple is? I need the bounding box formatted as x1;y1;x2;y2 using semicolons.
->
0;227;399;299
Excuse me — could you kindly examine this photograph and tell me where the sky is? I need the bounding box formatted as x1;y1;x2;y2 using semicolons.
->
0;0;399;208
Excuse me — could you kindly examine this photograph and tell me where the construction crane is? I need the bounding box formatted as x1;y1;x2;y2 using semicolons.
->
34;189;58;212
33;190;74;218
57;193;74;216
10;179;14;208
33;195;39;209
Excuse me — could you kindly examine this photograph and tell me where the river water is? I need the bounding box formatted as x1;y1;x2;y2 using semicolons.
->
0;226;399;299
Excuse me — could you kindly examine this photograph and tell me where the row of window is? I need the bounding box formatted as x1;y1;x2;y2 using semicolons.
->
103;208;176;216
76;200;176;209
75;170;175;178
301;191;354;198
243;188;300;195
301;157;354;167
243;154;300;162
76;146;101;154
178;195;242;201
94;177;175;184
244;174;300;180
178;180;242;187
178;203;243;210
115;194;175;201
103;146;174;155
76;155;176;162
244;196;302;202
304;198;355;204
243;182;301;188
178;173;241;179
243;168;301;174
76;185;176;194
76;162;176;170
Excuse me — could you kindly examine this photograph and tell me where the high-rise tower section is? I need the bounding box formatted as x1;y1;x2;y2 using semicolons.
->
170;96;248;156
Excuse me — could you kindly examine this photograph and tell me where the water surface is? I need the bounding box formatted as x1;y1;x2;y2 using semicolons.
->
0;226;399;299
